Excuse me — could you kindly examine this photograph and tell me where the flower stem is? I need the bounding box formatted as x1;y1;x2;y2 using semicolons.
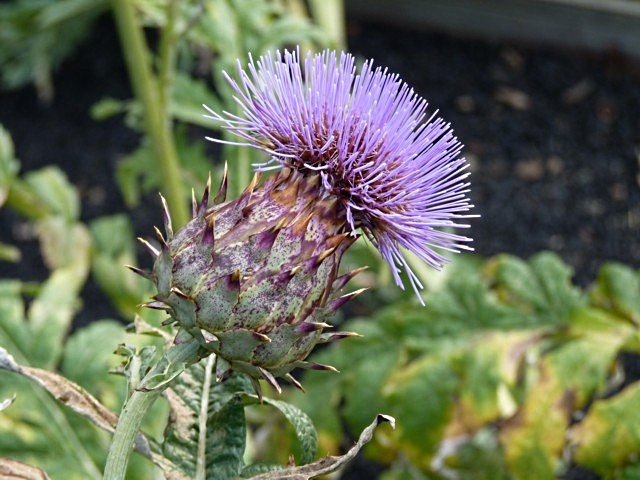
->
104;338;202;479
111;0;189;227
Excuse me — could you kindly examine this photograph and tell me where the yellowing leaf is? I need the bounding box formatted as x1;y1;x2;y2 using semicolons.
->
572;382;640;475
499;360;567;480
590;263;640;325
383;356;458;469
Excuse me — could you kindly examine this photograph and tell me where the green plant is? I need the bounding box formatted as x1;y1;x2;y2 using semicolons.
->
1;0;345;228
283;252;640;479
0;124;163;479
0;0;108;101
0;122;392;479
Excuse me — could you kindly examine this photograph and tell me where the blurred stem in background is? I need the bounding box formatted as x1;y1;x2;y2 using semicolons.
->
111;0;189;227
308;0;345;48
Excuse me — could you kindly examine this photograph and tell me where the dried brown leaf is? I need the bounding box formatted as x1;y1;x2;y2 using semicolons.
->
0;458;51;480
0;347;180;476
0;348;118;430
248;414;395;480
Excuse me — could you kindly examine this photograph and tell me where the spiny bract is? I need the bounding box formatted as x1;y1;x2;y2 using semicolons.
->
132;167;364;394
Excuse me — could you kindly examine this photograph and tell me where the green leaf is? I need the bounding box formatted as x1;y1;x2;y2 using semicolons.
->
0;123;20;207
0;280;29;360
0;349;106;479
0;242;20;262
0;0;106;96
61;320;127;405
0;347;119;435
558;307;633;404
90;96;127;120
497;309;626;480
90;213;136;257
287;317;400;460
423;272;528;335
89;215;152;318
342;346;401;440
0;275;157;478
383;356;459;470
173;124;212;194
618;463;640;480
491;252;584;322
438;429;509;480
115;127;210;208
253;15;326;54
572;382;640;476
170;73;222;128
449;333;521;432
115;142;156;207
23;166;80;222
27;267;85;369
498;375;563;480
590;262;640;325
0;267;87;370
246;414;395;480
163;357;254;479
241;395;318;465
240;463;283;478
284;367;343;455
37;216;91;273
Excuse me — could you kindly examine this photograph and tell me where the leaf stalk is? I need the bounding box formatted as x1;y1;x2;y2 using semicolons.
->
111;0;189;227
104;337;202;479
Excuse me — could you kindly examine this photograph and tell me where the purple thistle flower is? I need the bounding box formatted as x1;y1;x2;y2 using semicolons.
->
205;49;475;303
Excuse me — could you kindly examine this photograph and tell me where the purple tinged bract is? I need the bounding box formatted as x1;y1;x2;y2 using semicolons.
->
205;49;476;303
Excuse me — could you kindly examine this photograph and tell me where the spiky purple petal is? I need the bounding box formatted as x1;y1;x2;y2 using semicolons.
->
205;49;476;302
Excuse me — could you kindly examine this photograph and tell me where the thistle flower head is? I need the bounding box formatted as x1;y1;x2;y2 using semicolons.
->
136;169;363;394
205;49;475;301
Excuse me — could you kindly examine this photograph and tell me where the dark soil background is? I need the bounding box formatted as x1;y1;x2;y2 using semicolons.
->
0;13;639;480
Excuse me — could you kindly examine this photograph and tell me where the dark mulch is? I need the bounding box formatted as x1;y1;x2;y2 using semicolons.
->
1;13;639;480
348;20;640;286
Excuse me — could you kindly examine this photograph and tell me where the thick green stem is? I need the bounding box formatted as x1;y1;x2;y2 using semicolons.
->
104;381;159;479
111;0;189;227
104;339;202;479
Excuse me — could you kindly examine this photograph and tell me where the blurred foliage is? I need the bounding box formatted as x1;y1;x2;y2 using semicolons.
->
0;0;107;101
0;0;344;211
110;0;340;207
278;252;640;479
0;124;167;478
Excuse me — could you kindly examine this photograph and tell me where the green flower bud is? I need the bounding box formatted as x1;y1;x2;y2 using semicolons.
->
133;167;363;394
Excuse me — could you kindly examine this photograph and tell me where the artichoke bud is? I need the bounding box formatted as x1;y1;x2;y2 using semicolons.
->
135;167;363;393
